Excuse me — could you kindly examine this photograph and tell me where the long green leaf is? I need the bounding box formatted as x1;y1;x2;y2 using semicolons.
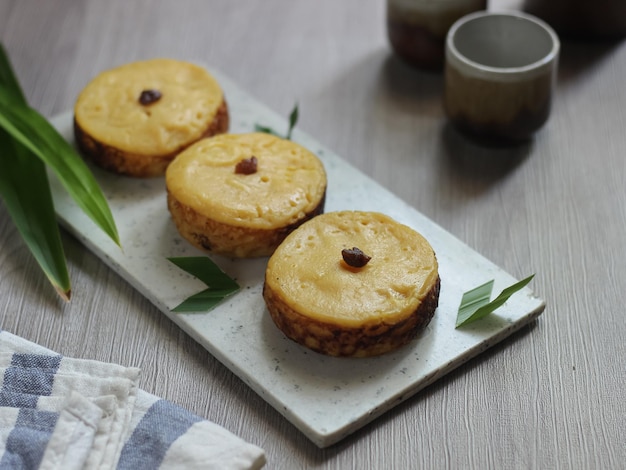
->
0;44;72;299
168;257;240;312
0;129;71;299
254;103;299;140
0;95;120;246
171;288;241;313
0;44;120;299
455;279;494;326
286;102;299;140
456;275;535;328
0;45;25;104
253;124;279;136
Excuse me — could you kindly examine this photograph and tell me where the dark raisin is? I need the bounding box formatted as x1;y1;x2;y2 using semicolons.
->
341;247;371;268
139;89;162;105
235;156;258;174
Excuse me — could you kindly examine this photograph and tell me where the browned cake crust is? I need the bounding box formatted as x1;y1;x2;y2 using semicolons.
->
263;275;441;357
74;99;229;178
166;190;326;258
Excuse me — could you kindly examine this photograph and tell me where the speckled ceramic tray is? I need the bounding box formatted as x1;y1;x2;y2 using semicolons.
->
49;69;545;448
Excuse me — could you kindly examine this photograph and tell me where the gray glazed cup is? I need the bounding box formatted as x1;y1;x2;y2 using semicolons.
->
444;11;560;143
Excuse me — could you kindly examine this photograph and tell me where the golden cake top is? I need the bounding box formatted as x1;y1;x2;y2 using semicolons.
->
166;133;327;230
265;211;439;327
74;58;224;156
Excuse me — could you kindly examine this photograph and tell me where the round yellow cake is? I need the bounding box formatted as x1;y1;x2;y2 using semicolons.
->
74;58;228;177
165;132;327;258
263;211;440;357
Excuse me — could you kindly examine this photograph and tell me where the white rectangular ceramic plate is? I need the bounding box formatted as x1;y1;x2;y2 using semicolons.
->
50;69;545;448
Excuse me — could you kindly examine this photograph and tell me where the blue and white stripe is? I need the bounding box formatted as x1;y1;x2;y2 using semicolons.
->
0;330;265;469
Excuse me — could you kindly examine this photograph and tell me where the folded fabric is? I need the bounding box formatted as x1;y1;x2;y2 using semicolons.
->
39;391;104;470
0;330;266;469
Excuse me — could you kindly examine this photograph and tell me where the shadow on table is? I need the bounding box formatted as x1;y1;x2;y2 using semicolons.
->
430;37;624;204
291;319;542;464
376;50;534;203
377;52;444;104
436;122;533;192
557;36;625;85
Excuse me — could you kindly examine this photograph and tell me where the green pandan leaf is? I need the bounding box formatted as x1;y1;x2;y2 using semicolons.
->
0;91;120;246
456;275;535;328
255;103;299;140
0;129;71;299
286;102;299;140
0;45;25;103
253;123;279;136
0;44;71;298
0;43;119;300
168;257;240;312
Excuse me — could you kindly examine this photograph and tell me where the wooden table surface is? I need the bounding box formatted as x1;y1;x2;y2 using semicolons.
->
1;0;624;468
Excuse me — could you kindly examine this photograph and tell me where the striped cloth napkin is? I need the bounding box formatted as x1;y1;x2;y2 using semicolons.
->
0;330;266;469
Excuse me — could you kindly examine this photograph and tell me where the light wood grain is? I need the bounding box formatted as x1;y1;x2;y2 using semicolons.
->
1;0;625;468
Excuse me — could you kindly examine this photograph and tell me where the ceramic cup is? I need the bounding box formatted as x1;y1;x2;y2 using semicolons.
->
444;11;560;143
386;0;487;70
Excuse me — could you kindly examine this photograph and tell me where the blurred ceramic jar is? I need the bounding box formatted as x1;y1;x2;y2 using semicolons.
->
524;0;626;39
387;0;487;70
